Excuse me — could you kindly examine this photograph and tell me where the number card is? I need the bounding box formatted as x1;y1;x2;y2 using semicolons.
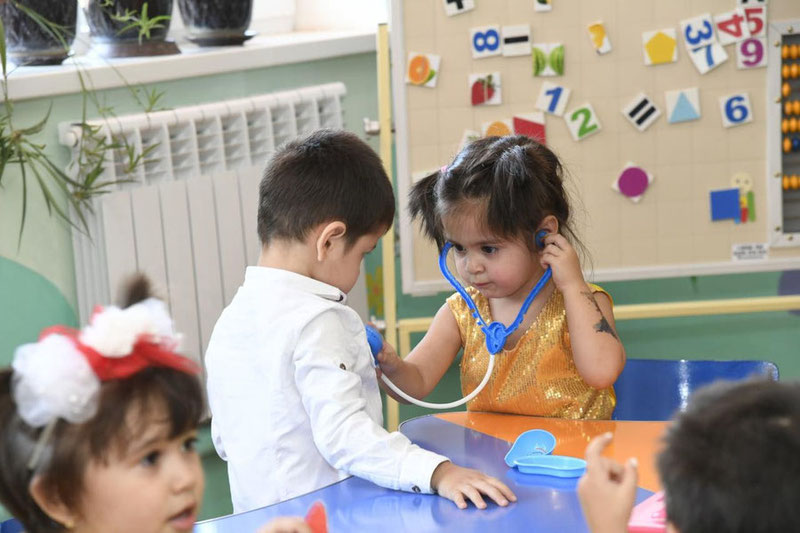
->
689;42;728;74
502;25;531;57
719;93;753;128
622;93;661;131
469;73;502;106
471;26;502;59
442;0;474;17
642;29;678;65
534;0;552;13
737;38;767;69
743;6;766;38
714;9;750;46
665;87;701;124
680;14;716;51
565;103;601;141
532;43;565;76
406;53;441;88
535;81;571;116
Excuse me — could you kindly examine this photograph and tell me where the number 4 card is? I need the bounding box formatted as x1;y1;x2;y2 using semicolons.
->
535;81;571;116
719;93;753;128
714;9;751;45
565;103;602;141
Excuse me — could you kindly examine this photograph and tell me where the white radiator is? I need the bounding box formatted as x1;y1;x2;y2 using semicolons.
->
59;83;349;359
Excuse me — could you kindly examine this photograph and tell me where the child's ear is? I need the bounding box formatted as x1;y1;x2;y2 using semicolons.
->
29;476;77;529
315;221;347;261
536;215;559;236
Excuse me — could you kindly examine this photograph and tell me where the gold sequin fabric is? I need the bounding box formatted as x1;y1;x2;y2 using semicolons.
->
447;284;616;419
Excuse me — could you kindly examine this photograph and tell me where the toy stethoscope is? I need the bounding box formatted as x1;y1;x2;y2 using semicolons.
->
368;230;552;409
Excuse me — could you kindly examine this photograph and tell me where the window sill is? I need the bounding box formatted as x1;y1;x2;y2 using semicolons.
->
5;28;377;102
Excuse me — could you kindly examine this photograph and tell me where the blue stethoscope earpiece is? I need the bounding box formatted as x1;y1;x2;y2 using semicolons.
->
535;229;548;249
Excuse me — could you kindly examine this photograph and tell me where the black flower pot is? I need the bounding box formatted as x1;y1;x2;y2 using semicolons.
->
178;0;253;46
0;0;77;66
86;0;180;57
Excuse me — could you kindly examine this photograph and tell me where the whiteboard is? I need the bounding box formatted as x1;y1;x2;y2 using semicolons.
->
390;0;800;295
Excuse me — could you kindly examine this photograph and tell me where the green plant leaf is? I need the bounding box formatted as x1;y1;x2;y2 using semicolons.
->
0;17;7;78
18;103;53;136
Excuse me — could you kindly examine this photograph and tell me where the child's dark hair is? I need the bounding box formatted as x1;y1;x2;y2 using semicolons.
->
409;135;575;251
257;129;395;248
657;379;800;533
0;275;204;533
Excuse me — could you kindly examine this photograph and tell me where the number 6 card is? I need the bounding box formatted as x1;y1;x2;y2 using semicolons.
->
719;93;753;128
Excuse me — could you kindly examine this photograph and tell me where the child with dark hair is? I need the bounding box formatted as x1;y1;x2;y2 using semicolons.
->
378;135;625;418
578;379;800;533
0;275;205;533
205;129;515;513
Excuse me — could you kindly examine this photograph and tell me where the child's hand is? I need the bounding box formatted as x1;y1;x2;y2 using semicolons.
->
540;233;586;293
430;461;517;510
257;517;312;533
375;341;403;375
577;433;638;533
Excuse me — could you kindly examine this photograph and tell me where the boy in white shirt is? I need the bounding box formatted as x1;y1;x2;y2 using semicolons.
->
205;129;516;513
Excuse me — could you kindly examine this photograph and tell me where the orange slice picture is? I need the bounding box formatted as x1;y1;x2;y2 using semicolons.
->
408;54;434;85
485;121;512;136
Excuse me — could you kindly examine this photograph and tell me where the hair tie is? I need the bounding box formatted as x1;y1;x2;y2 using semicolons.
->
440;165;448;174
11;298;198;469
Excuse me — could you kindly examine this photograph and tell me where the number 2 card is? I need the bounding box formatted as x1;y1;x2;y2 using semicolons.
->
565;103;602;141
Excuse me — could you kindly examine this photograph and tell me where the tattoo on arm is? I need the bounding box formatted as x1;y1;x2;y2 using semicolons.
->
581;291;619;340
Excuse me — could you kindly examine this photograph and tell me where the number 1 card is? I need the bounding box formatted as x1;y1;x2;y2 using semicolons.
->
535;81;571;116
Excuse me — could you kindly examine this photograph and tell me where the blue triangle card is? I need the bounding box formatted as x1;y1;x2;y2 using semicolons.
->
669;92;700;124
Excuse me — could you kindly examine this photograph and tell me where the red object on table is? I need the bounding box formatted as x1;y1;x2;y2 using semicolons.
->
305;501;327;533
628;491;667;532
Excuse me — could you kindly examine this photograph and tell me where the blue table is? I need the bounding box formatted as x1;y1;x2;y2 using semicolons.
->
194;414;661;532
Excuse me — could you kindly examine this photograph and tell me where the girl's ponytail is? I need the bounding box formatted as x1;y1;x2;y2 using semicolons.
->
408;169;446;250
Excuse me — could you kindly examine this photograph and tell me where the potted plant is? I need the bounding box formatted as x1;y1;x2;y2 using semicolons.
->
0;0;77;65
85;0;179;57
177;0;253;46
0;9;166;242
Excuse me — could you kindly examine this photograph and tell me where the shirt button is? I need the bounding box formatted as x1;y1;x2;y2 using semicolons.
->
339;363;346;370
412;485;421;493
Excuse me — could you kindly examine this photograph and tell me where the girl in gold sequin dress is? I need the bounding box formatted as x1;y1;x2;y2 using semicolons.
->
377;136;626;419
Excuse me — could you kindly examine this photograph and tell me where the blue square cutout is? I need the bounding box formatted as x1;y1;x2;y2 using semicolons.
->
710;188;741;223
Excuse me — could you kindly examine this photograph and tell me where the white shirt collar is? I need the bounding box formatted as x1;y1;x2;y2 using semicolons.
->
244;266;347;303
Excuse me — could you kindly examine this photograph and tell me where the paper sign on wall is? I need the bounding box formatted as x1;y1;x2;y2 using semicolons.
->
513;112;546;144
587;22;612;54
665;87;701;123
642;29;678;65
502;25;531;57
442;0;474;17
532;43;564;76
470;73;502;105
535;82;571;116
406;53;441;87
732;243;768;261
